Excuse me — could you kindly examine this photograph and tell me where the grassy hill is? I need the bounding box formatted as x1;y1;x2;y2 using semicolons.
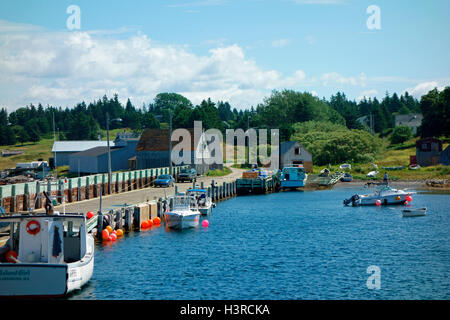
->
313;137;449;180
0;128;133;171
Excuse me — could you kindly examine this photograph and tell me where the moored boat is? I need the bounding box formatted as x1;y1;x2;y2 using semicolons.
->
344;184;415;206
163;195;201;229
187;188;214;216
402;208;427;217
0;211;94;297
281;165;308;189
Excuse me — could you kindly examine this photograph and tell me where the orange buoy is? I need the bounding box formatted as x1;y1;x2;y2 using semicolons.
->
116;229;124;237
110;233;117;241
147;219;153;227
141;220;149;229
153;217;161;225
102;229;110;240
6;250;18;263
106;225;113;233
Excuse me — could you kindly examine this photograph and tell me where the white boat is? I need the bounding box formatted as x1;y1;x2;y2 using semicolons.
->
344;184;415;206
187;188;214;216
0;212;94;297
163;196;201;229
402;208;427;217
366;170;379;178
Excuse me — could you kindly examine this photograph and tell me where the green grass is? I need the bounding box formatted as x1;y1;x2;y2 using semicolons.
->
206;166;232;177
0;138;54;170
312;137;449;181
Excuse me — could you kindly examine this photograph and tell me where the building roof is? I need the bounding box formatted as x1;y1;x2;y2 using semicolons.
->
136;128;197;152
52;141;115;153
280;141;312;156
71;146;122;158
395;113;423;127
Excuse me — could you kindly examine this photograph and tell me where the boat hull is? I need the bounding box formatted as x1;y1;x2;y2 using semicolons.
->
164;212;200;229
0;263;68;297
0;235;94;297
66;235;95;294
402;209;427;217
281;179;307;189
352;192;414;206
199;206;212;216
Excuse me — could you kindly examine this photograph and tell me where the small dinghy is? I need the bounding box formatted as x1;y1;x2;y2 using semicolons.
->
402;208;427;217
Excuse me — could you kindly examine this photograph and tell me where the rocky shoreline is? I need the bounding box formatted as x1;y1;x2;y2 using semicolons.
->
338;179;450;189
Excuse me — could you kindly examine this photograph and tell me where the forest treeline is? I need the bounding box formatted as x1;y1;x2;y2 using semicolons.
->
0;87;449;149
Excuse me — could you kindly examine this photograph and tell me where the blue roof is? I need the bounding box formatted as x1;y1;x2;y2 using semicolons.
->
188;189;207;192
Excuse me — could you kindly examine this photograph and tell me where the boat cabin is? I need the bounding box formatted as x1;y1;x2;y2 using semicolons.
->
0;214;87;264
281;165;308;188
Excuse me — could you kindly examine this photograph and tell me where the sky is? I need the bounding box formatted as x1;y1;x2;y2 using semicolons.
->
0;0;449;111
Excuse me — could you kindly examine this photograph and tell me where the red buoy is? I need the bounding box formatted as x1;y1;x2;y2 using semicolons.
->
102;229;110;241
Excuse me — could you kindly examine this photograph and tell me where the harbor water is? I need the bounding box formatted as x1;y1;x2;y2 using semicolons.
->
68;185;450;300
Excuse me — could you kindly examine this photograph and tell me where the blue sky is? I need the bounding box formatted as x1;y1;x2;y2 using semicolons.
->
0;0;449;111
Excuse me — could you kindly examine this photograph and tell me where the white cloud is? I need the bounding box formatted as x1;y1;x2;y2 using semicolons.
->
321;72;367;87
271;38;291;48
357;89;378;101
0;19;311;111
404;81;447;98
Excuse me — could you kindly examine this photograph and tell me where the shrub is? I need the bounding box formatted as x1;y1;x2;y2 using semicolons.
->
292;122;381;166
390;126;413;145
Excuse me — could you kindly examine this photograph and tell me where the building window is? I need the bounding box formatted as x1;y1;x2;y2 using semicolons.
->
294;147;300;155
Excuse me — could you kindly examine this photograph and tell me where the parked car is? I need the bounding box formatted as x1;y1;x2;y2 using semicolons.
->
153;174;175;187
340;173;353;182
177;168;197;183
340;163;351;170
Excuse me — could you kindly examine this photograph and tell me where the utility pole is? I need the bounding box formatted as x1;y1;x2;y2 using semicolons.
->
106;112;112;194
169;110;173;175
52;112;57;179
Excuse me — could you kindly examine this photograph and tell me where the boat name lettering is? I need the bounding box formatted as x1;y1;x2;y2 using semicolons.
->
0;269;31;281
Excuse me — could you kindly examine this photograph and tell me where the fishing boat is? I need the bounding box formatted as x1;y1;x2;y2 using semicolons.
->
344;184;415;206
402;208;427;217
163;195;201;229
187;189;214;216
281;165;308;189
0;209;94;297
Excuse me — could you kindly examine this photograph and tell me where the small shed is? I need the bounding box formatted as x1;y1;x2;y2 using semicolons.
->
416;137;443;167
439;145;450;166
279;141;313;173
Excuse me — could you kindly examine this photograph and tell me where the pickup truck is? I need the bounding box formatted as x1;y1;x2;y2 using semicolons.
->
177;168;197;183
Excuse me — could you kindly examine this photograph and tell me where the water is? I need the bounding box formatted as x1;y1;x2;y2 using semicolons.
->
68;186;450;300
